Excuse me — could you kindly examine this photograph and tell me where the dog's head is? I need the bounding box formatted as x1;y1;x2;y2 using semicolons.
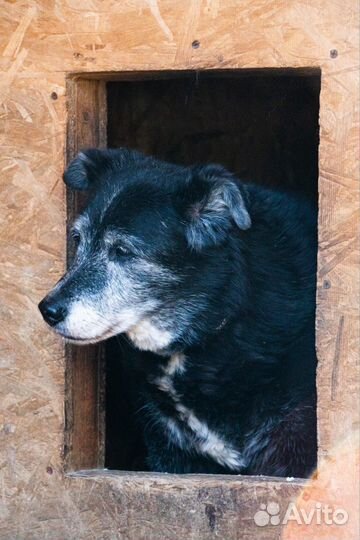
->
39;148;251;352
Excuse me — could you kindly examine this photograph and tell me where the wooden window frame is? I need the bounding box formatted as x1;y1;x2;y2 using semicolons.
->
64;78;107;471
64;69;334;506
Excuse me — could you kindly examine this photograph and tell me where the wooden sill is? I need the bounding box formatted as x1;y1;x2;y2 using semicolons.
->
66;469;307;488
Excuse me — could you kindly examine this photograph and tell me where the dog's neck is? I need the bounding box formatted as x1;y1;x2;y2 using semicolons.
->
127;318;174;353
127;312;232;357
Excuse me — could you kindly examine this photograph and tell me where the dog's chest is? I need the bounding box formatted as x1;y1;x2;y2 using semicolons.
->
149;353;245;471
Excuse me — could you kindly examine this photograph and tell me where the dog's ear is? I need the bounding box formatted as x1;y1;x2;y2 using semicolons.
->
63;149;108;191
184;165;251;250
63;148;146;191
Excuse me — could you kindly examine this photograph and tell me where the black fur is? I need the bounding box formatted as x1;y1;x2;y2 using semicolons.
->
44;148;317;477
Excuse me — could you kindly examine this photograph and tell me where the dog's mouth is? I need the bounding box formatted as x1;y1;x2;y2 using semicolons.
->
54;317;173;353
52;328;108;345
53;317;143;346
55;326;129;346
61;334;97;344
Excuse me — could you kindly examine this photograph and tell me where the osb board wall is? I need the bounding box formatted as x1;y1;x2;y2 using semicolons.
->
0;1;359;539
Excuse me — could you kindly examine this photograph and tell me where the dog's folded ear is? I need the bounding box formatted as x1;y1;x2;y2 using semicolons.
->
63;148;146;191
184;165;251;250
63;149;107;191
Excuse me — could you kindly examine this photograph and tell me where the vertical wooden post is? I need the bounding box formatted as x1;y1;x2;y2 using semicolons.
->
64;78;107;471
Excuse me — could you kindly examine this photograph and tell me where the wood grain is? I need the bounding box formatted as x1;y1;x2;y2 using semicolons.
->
65;79;107;471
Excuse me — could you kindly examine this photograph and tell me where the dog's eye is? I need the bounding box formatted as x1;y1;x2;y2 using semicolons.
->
109;244;132;260
70;230;81;245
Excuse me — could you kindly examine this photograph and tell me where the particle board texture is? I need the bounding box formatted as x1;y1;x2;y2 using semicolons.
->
0;2;359;540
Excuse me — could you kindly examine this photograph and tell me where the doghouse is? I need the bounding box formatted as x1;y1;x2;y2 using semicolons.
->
1;2;359;539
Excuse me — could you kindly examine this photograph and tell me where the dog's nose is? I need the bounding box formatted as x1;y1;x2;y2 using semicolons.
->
38;299;67;326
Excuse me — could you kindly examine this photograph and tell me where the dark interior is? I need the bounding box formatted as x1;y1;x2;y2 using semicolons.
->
104;69;321;470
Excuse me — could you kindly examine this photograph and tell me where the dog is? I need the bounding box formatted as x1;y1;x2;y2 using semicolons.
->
39;148;317;477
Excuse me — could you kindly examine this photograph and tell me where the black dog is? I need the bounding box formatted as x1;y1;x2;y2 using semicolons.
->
39;148;317;477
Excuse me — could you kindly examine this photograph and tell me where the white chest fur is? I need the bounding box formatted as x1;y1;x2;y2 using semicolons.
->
127;318;173;352
152;353;245;471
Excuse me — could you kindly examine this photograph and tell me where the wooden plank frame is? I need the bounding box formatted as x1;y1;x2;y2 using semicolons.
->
63;68;359;538
65;78;107;470
65;69;322;473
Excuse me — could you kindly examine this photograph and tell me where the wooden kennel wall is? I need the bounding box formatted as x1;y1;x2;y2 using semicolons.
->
1;2;359;539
